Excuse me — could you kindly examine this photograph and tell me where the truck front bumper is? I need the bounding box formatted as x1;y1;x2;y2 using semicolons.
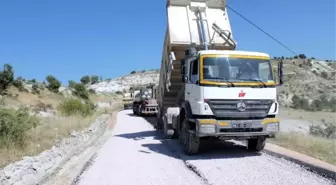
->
141;105;158;115
195;118;280;138
123;103;133;109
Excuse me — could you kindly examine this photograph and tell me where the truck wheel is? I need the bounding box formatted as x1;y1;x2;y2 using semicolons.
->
154;116;163;130
181;119;200;155
247;137;266;152
138;105;142;116
132;105;136;115
172;129;179;139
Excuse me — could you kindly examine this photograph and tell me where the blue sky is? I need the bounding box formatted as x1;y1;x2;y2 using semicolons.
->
0;0;335;84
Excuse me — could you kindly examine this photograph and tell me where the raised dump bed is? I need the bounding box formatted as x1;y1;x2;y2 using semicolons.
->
157;0;237;114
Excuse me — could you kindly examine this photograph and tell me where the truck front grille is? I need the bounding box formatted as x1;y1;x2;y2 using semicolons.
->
205;99;273;119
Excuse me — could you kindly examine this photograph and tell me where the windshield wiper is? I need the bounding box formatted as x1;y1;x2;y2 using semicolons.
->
241;79;267;87
205;77;235;87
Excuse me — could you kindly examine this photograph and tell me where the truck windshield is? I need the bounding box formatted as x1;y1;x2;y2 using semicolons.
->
201;56;274;83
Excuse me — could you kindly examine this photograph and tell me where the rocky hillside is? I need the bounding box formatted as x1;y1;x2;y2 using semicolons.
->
89;69;160;93
89;59;336;109
273;59;336;108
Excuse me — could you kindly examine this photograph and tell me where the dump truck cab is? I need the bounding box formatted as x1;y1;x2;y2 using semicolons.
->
180;49;282;136
170;49;284;155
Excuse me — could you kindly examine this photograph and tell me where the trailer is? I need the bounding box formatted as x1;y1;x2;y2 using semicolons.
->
132;85;159;116
155;0;284;155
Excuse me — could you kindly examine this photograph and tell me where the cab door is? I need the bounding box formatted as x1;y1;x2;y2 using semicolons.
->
185;59;202;114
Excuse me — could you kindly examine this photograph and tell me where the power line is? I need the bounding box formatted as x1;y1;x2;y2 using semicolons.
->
226;5;298;56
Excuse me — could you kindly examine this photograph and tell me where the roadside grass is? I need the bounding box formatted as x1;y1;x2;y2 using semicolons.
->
5;86;66;108
269;132;336;165
90;92;121;103
0;101;116;168
57;98;96;117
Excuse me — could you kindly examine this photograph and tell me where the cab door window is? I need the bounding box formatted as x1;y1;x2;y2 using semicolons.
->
189;59;199;84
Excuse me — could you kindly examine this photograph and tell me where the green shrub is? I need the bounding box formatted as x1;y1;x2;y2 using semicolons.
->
72;83;89;100
292;94;309;109
0;64;14;94
321;71;328;79
68;80;76;88
80;75;90;85
57;98;96;117
130;71;136;74
32;84;40;94
91;76;99;84
89;89;96;94
46;75;61;92
27;79;36;84
12;79;26;92
309;99;323;111
328;98;336;112
0;107;39;148
309;120;336;139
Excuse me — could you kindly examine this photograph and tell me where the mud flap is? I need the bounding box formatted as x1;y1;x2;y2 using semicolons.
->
163;114;174;139
164;107;180;139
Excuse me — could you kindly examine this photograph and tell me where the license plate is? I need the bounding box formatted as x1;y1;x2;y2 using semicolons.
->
232;123;252;128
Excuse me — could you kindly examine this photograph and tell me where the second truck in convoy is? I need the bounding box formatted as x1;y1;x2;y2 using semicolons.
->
154;0;284;155
132;86;159;116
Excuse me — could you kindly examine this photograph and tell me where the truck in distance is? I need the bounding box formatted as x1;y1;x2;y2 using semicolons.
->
122;92;133;109
132;85;159;116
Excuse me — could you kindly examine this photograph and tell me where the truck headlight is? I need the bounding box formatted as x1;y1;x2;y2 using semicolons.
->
199;125;216;134
266;123;279;132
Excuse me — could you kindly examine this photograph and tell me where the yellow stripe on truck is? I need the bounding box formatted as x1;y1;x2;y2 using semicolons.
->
199;80;275;86
228;54;270;60
199;119;217;124
218;121;229;126
261;118;280;124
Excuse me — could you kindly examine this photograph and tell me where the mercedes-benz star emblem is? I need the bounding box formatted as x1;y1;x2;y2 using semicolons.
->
237;101;247;112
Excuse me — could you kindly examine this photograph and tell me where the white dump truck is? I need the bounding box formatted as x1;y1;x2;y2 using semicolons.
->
155;0;284;155
132;86;159;116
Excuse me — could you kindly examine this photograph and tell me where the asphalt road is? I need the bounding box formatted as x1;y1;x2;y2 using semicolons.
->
75;110;334;185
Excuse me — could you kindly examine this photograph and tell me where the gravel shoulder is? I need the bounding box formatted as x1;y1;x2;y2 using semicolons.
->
0;113;111;185
75;110;334;185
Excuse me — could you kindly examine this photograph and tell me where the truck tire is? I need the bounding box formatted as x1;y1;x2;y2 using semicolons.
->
181;119;200;155
154;109;164;130
247;137;266;152
154;116;163;130
137;105;142;116
132;105;136;115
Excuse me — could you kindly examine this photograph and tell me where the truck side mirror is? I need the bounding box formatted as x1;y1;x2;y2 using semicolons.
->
180;59;187;83
277;60;284;86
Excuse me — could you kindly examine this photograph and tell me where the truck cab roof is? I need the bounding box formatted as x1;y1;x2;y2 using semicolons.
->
197;50;271;59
